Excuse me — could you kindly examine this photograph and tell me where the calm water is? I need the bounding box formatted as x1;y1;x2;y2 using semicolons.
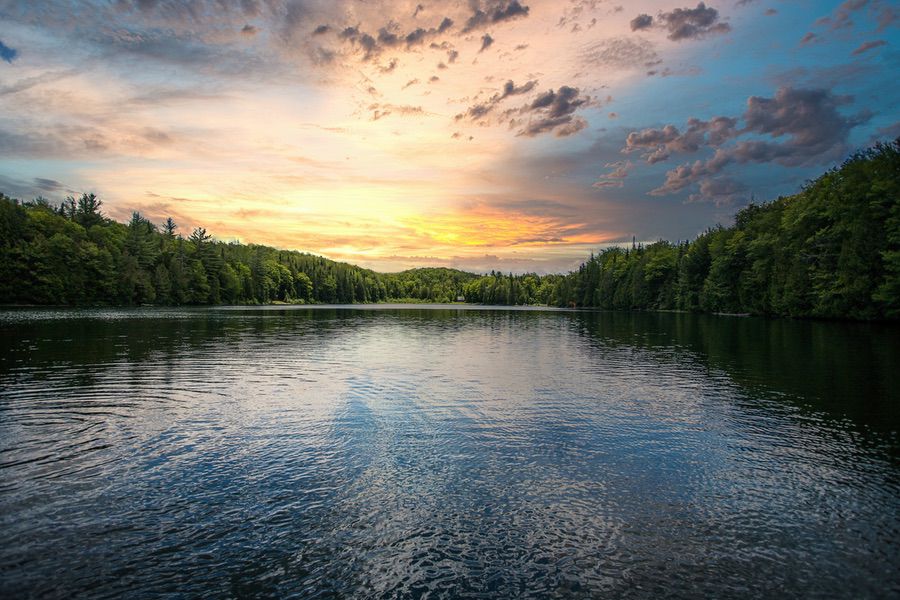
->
1;306;899;598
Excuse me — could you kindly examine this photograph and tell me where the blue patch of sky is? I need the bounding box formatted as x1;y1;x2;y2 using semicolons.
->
570;0;898;215
0;39;18;63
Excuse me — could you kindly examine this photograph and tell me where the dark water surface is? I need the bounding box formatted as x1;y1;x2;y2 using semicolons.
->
1;306;898;598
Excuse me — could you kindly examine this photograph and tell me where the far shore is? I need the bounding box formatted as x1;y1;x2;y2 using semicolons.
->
3;303;895;323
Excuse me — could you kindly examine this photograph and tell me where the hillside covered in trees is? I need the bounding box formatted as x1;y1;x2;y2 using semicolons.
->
555;140;899;320
0;140;897;319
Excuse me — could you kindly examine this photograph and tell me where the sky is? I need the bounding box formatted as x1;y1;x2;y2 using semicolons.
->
0;0;898;273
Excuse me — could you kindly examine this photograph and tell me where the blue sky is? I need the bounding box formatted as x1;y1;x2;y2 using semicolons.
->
0;0;897;272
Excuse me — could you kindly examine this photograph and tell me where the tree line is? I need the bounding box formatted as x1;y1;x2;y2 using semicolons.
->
0;196;389;306
0;140;897;318
554;140;899;319
0;192;565;307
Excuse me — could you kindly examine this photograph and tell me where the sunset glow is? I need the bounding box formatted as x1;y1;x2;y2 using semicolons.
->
1;0;897;272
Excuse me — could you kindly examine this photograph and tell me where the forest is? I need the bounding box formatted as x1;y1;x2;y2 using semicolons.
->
0;140;897;319
554;140;899;320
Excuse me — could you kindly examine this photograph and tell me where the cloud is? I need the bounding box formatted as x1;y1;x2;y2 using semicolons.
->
33;177;66;192
869;121;900;143
0;70;77;96
80;25;271;78
649;153;727;195
516;115;587;137
240;24;258;36
404;27;431;46
646;86;869;195
0;175;38;200
526;87;584;117
741;87;865;160
114;0;262;22
366;251;565;275
591;180;623;189
0;126;107;158
630;14;654;31
852;39;887;55
0;0;271;77
140;127;173;145
337;26;380;59
479;33;495;52
659;2;731;41
126;87;227;106
515;86;591;138
368;103;426;120
457;81;592;137
799;32;818;45
582;37;660;70
0;174;69;199
121;0;260;18
808;0;896;35
815;0;869;31
0;0;891;272
687;177;747;205
462;1;530;33
329;14;458;60
631;3;731;41
499;79;538;99
593;161;633;188
456;79;537;121
624;117;738;163
647;65;702;77
877;5;898;30
0;40;19;63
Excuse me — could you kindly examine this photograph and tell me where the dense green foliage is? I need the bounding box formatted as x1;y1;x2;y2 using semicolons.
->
0;197;558;307
554;140;900;319
462;272;562;306
381;268;476;303
1;140;897;318
0;197;392;305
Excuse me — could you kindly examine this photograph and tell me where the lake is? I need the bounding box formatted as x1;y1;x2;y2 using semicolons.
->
1;305;898;598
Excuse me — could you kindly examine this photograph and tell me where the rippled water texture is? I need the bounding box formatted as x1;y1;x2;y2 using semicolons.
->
1;306;899;598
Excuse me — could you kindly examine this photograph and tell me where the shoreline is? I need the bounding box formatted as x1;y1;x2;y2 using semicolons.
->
0;302;894;323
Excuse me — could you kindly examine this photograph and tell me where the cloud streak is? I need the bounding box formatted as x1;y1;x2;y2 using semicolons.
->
852;39;887;54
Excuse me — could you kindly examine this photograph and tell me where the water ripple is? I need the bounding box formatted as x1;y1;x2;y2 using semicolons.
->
0;307;898;598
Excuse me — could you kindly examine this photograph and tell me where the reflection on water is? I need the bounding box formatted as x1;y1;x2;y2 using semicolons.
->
1;306;898;598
